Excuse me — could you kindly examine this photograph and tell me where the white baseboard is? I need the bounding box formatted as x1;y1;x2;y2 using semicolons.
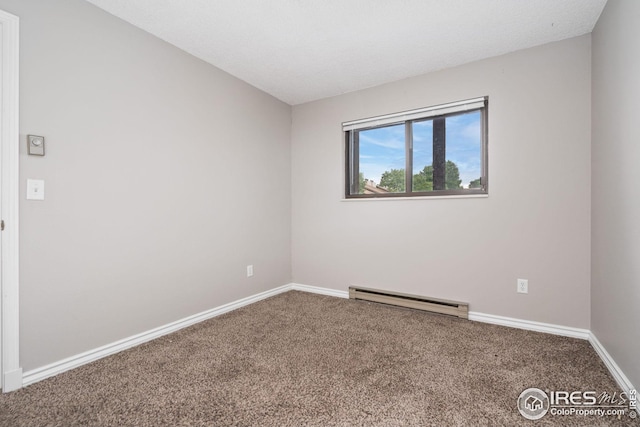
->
468;311;590;340
588;332;636;394
22;284;291;387
290;283;349;299
18;282;634;399
2;368;23;392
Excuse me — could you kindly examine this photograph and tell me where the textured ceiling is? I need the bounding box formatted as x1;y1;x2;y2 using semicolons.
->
84;0;607;105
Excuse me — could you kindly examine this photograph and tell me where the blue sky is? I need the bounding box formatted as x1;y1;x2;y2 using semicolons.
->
358;111;482;188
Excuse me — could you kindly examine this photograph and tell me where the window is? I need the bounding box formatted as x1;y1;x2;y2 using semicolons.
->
344;97;488;198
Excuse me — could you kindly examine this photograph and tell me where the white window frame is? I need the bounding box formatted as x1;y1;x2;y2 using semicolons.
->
344;97;488;198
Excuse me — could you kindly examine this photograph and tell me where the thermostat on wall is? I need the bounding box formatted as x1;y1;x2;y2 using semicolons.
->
27;135;45;156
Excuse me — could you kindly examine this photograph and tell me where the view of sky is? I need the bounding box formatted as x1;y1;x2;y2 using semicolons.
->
358;111;482;189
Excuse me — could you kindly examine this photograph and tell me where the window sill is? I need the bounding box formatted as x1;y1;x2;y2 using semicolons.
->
341;194;489;202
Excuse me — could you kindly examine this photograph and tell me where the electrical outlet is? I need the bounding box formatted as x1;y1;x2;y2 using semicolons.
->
517;278;528;294
247;265;254;277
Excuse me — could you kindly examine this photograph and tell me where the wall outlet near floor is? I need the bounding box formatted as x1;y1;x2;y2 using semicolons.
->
517;278;528;294
247;265;254;277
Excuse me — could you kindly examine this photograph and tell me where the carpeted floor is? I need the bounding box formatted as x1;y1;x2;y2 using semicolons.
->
0;291;636;426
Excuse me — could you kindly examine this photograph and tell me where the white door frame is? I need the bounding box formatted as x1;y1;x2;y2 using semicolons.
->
0;8;21;393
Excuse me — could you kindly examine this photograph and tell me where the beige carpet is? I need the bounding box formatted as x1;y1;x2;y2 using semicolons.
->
0;291;636;426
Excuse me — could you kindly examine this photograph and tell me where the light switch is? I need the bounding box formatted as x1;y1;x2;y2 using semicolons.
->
26;179;45;200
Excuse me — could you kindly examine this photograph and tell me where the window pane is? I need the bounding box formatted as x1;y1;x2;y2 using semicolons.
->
445;111;482;189
412;120;434;192
345;97;487;198
358;124;405;194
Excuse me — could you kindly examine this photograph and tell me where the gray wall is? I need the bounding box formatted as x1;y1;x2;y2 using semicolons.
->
591;0;640;388
5;0;634;385
292;36;592;328
0;0;292;371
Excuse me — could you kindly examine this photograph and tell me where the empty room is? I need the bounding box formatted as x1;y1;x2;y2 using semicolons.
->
0;0;638;425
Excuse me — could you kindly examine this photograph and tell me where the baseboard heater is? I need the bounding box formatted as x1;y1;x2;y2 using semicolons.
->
348;286;469;319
